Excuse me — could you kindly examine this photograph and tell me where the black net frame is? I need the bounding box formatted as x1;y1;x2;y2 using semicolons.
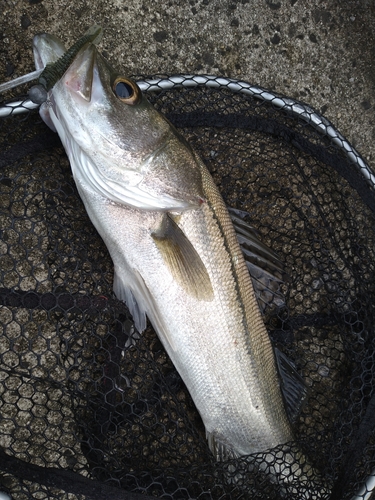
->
0;75;375;500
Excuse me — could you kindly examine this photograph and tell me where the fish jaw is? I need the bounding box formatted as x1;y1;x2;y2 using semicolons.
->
32;36;206;211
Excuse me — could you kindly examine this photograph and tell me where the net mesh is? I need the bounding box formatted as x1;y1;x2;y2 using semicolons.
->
0;76;375;500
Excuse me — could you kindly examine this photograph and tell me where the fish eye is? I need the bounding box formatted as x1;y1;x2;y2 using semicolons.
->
112;77;141;105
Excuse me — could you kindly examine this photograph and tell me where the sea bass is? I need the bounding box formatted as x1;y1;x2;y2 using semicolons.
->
32;26;326;494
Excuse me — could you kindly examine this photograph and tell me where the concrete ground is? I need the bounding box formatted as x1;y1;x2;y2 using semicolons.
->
1;0;374;167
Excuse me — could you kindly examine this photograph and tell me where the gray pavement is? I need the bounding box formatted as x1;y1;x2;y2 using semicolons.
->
1;0;374;166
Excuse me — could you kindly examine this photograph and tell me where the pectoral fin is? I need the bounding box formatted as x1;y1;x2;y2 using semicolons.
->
152;214;213;301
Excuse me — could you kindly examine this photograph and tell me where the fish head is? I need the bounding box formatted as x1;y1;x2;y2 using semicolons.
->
32;31;205;211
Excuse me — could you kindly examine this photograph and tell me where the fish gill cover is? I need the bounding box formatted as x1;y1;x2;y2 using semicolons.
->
0;74;375;499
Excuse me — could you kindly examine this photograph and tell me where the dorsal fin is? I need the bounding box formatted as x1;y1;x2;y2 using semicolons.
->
228;207;287;313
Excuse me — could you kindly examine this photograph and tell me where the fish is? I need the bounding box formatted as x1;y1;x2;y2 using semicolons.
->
32;26;329;496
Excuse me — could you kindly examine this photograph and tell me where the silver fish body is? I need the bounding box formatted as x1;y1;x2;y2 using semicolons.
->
78;154;293;458
32;28;327;494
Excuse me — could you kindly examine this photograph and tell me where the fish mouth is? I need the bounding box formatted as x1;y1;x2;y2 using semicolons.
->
32;33;97;103
33;25;103;97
